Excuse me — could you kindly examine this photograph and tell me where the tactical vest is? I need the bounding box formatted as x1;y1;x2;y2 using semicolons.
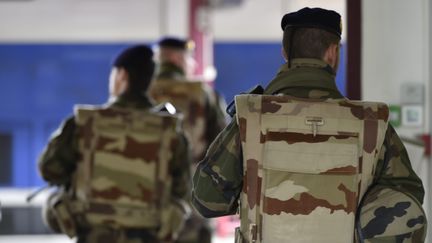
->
235;94;389;243
72;105;180;229
150;80;211;162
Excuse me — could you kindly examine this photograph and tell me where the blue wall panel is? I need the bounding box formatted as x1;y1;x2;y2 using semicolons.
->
0;43;346;187
214;42;346;102
0;44;131;187
214;43;285;101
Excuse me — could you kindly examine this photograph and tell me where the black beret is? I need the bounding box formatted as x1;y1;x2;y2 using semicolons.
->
112;45;154;69
158;37;189;50
281;7;342;37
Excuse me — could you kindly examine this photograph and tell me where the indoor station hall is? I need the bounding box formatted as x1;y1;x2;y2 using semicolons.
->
0;0;431;242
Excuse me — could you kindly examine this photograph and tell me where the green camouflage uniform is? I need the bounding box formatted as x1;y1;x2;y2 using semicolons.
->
192;59;427;242
39;94;191;243
156;63;186;81
152;63;228;243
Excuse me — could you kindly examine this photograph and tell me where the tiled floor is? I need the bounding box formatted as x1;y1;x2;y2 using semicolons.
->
0;235;234;243
0;189;236;243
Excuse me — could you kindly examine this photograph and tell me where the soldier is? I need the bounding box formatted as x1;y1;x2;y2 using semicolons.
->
152;37;227;162
192;7;427;243
39;45;191;243
150;37;228;243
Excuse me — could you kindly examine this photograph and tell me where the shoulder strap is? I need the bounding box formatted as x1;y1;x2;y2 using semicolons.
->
227;85;264;117
235;94;263;242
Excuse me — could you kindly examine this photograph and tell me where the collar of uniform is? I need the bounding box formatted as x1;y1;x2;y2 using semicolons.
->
108;93;154;109
289;58;331;70
156;62;185;80
264;58;342;98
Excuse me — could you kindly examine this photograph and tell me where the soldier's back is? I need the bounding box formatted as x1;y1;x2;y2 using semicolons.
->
52;105;186;243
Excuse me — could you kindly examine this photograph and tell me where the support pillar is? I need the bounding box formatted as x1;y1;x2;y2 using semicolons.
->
346;0;362;99
189;0;215;81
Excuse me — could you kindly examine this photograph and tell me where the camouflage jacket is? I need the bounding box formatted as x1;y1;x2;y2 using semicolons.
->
38;94;191;200
151;76;228;162
192;59;427;242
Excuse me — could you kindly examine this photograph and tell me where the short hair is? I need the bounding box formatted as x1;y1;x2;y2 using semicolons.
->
282;27;340;60
158;37;189;51
112;45;155;94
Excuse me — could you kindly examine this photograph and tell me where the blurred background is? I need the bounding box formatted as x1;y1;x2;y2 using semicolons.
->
0;0;430;242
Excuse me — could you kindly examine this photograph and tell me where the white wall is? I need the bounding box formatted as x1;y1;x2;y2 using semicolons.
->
0;0;189;42
0;0;344;42
212;0;346;41
363;0;431;241
362;0;427;105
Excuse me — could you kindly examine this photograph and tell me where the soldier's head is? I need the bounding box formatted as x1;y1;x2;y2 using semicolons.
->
281;7;342;71
110;45;155;97
156;37;195;75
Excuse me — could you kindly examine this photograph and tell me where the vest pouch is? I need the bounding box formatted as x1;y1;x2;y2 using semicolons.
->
261;128;359;243
157;198;191;241
52;194;78;238
79;149;162;228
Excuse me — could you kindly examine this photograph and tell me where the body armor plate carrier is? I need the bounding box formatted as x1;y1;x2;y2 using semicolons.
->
235;94;389;243
71;105;180;230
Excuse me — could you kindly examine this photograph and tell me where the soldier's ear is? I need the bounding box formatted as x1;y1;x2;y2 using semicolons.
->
117;68;128;81
117;68;129;94
109;67;129;97
323;43;339;69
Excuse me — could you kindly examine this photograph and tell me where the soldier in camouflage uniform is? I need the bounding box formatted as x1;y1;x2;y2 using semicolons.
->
192;7;427;243
153;37;227;161
151;37;228;243
39;45;192;243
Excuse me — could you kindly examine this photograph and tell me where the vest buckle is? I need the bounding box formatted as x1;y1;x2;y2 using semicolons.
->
249;223;257;242
305;117;324;137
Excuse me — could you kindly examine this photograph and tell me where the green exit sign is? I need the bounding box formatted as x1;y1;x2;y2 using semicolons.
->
389;105;401;127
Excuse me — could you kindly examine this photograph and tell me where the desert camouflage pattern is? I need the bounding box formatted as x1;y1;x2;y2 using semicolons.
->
77;227;160;243
71;105;181;231
150;79;226;162
235;94;389;243
192;59;427;243
150;80;210;243
150;79;227;243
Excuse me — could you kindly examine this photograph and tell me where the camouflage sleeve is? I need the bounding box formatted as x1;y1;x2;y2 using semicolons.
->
170;131;192;199
359;125;427;242
38;116;79;185
204;90;229;144
374;125;425;202
192;119;243;218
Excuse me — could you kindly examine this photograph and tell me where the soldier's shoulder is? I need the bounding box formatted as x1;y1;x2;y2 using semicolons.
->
59;115;77;132
73;104;125;124
73;104;104;117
